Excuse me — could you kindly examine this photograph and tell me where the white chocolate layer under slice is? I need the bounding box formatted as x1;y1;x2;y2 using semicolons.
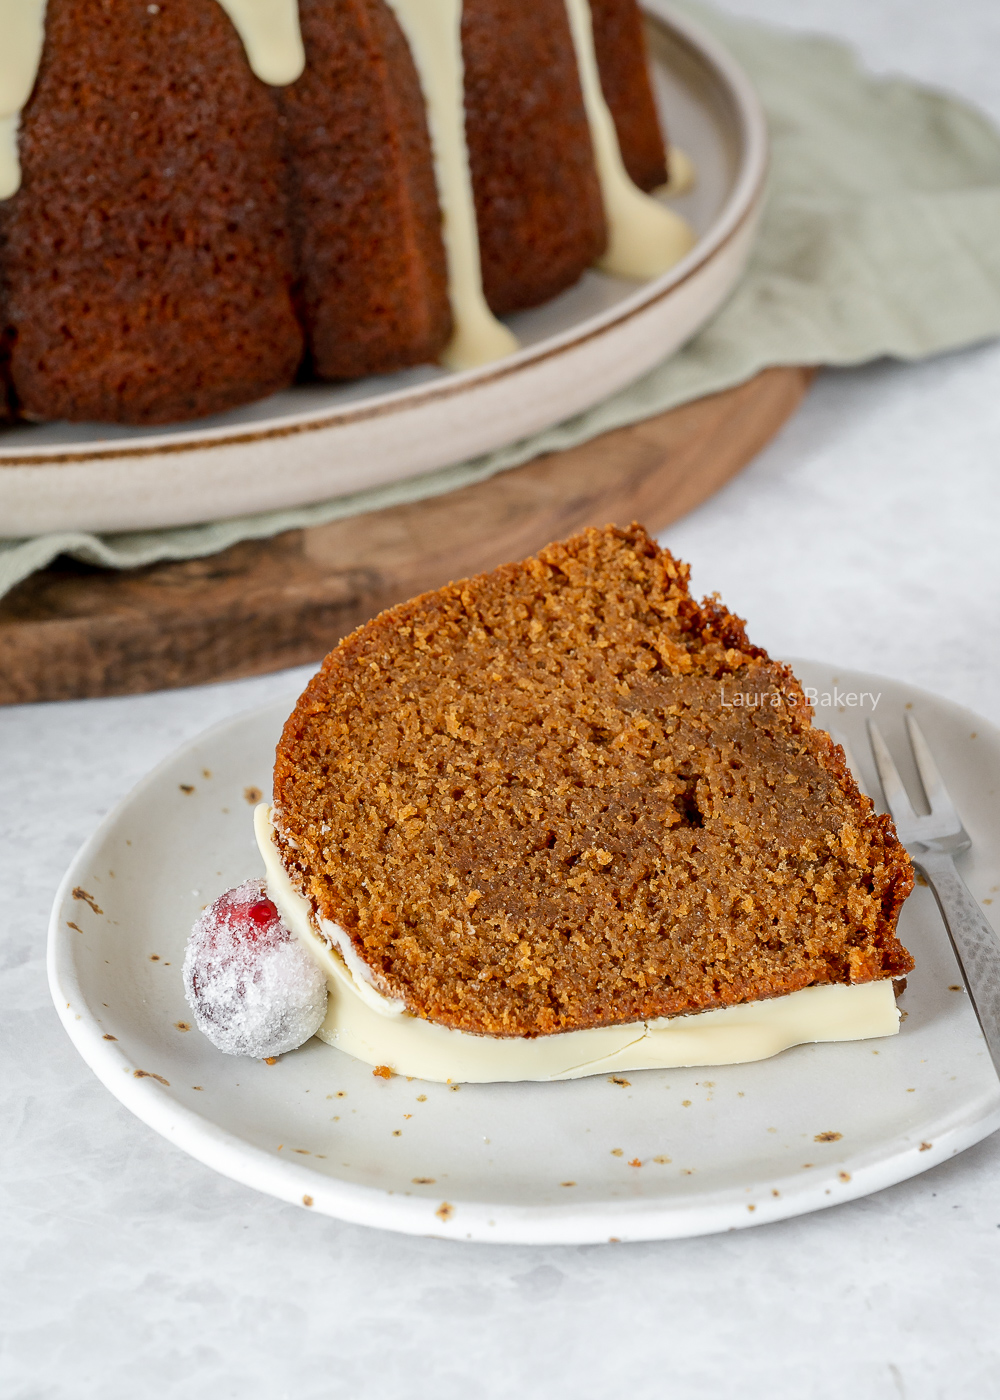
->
255;805;900;1084
383;0;519;371
563;0;695;278
0;0;47;200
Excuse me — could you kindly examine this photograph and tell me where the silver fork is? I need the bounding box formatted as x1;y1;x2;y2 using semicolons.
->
867;715;1000;1077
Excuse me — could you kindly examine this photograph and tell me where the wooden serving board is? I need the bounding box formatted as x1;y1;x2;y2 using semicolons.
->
0;366;814;705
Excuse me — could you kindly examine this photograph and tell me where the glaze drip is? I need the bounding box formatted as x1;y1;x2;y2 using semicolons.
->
213;0;305;85
563;0;695;278
0;0;47;200
384;0;520;371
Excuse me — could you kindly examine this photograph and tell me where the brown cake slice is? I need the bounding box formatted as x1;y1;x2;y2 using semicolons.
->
272;524;913;1040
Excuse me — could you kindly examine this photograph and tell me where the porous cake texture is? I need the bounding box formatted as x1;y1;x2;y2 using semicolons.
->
273;525;914;1038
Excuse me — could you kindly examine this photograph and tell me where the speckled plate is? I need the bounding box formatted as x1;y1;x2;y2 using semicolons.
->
48;660;1000;1243
3;1;766;536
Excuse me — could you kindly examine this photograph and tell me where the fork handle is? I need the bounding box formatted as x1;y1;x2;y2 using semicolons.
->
917;851;1000;1076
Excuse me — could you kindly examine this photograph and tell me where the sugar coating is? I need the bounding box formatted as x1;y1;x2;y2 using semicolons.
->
183;879;327;1058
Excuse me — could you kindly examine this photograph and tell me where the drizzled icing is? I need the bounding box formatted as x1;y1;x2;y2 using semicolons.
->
0;0;47;201
214;0;305;85
1;0;696;370
563;0;695;278
663;144;696;197
383;0;519;371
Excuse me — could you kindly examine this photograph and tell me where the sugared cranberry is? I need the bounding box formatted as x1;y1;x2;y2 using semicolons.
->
246;897;278;931
182;879;327;1058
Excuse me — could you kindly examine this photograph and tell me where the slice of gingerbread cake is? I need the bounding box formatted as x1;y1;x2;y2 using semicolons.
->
186;524;914;1080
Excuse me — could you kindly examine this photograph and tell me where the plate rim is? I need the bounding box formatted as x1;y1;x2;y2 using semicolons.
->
47;662;1000;1243
2;0;768;469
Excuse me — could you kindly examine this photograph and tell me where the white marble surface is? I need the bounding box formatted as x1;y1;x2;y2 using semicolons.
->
5;4;1000;1396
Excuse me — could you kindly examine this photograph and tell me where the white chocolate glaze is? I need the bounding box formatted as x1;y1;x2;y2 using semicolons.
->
383;0;519;371
564;0;695;278
663;144;696;197
255;804;404;1017
0;0;47;200
214;0;305;86
255;804;900;1084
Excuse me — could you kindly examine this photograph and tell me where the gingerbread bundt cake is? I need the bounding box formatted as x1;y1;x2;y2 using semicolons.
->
221;525;913;1082
0;0;693;426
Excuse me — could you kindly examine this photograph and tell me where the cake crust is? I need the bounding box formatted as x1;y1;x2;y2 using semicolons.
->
591;0;669;191
279;0;452;380
462;0;607;315
278;526;914;1040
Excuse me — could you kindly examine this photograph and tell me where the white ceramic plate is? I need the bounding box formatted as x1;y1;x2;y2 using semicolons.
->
48;660;1000;1244
3;2;766;536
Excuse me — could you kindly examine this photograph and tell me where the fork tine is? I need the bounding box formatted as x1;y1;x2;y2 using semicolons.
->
906;714;960;825
866;720;919;825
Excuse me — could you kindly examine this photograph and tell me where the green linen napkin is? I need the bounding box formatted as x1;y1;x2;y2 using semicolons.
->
3;0;1000;602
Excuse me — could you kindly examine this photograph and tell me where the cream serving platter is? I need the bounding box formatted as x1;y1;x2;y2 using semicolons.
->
1;1;767;537
48;662;1000;1244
